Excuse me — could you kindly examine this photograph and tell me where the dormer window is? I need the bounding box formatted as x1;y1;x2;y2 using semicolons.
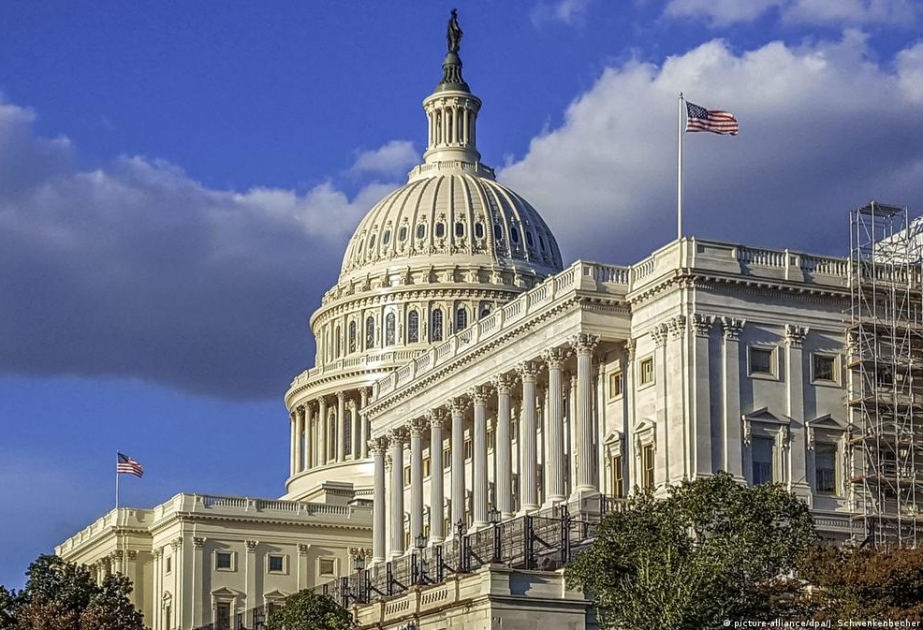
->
494;224;503;241
511;227;520;244
383;230;391;245
398;226;408;242
435;222;445;238
416;224;426;239
475;223;484;239
455;222;465;237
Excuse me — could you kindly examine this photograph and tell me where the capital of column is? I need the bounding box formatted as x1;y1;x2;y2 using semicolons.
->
245;540;258;553
570;333;600;355
111;550;124;560
468;385;490;404
720;317;745;341
298;543;311;557
387;427;408;447
296;404;306;416
669;315;686;340
426;408;448;429
336;391;346;402
171;537;183;551
625;338;636;363
447;396;469;414
368;436;389;456
542;347;569;369
516;361;542;382
651;323;669;347
408;417;428;436
193;537;205;549
492;373;515;394
153;548;163;559
784;324;808;348
692;313;713;338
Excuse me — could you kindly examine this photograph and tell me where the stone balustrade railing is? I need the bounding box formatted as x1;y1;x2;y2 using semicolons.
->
55;508;152;554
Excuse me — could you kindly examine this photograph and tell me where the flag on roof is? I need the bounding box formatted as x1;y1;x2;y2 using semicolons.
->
685;101;739;135
117;452;144;478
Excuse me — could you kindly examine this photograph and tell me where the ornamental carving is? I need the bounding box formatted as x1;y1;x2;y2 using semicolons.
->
246;540;258;552
193;537;205;549
387;427;408;447
447;397;469;414
651;323;669;348
625;338;636;363
784;324;808;348
669;315;687;340
542;347;568;369
368;436;389;456
425;409;448;429
720;317;745;341
469;385;490;404
692;314;713;338
298;543;311;556
170;537;183;550
570;333;600;355
516;361;541;382
492;373;515;394
408;416;428;436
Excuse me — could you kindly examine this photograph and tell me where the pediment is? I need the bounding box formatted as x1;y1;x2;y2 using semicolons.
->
211;587;237;599
263;589;287;601
742;407;791;426
603;430;622;446
806;414;845;431
634;418;655;433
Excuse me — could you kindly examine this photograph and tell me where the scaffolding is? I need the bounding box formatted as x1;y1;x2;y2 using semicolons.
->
848;201;923;547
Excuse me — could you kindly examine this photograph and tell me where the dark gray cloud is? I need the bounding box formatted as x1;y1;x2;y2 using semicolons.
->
500;33;923;265
0;99;396;400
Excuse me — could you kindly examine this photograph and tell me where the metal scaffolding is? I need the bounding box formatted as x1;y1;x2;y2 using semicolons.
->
848;201;923;547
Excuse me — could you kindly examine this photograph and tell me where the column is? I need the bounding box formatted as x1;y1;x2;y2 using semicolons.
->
350;400;359;458
360;388;371;459
517;363;540;512
543;348;567;504
295;405;306;474
152;551;162;630
370;437;387;563
692;315;714;477
785;324;811;498
428;410;447;542
409;418;426;546
449;397;467;530
244;540;258;613
318;397;328;466
192;538;205;627
572;333;601;496
337;392;346;462
721;318;745;479
305;403;314;470
388;429;407;557
289;411;296;477
471;386;489;529
493;374;514;518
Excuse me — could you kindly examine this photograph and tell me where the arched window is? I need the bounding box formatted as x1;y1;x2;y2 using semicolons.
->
369;234;376;249
383;230;391;245
398;226;408;242
455;222;465;237
456;307;468;332
526;231;535;248
348;321;357;353
511;227;520;244
475;223;484;239
365;316;376;350
344;410;352;456
416;224;426;239
385;312;396;346
480;305;491;319
493;224;503;241
435;222;446;238
408;310;420;343
431;308;444;342
335;325;341;358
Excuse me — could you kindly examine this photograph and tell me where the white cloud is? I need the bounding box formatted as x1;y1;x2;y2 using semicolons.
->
499;32;923;265
531;0;592;26
0;97;398;399
350;140;419;176
663;0;920;26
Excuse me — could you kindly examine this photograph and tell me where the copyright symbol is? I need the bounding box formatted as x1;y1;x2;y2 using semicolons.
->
723;621;731;628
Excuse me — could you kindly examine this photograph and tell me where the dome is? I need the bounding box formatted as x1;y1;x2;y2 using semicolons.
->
338;167;563;284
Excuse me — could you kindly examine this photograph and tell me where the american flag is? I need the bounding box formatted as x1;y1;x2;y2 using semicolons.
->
685;101;739;135
117;452;144;478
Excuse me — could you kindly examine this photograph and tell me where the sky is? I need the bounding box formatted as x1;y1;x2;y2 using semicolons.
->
2;0;923;589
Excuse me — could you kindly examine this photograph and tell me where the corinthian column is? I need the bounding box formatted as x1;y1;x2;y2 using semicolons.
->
517;362;541;513
428;410;447;542
448;397;467;531
360;387;371;459
318;397;328;466
337;392;346;462
471;386;490;529
289;411;297;477
370;437;388;563
389;428;407;557
571;333;600;496
295;405;306;473
543;348;568;505
493;374;514;518
409;418;426;545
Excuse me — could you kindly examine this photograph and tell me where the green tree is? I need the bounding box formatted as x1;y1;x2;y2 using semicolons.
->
566;472;818;630
79;575;145;630
264;590;354;630
0;586;17;630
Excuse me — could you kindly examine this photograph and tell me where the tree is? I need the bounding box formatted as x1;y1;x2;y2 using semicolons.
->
79;575;145;630
0;586;17;630
264;590;354;630
566;472;818;630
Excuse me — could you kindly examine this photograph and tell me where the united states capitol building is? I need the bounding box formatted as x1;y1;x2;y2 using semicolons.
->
57;14;899;630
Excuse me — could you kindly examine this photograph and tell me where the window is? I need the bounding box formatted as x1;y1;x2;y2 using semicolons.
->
398;226;408;242
407;311;419;343
494;224;503;240
749;347;774;376
431;309;444;342
382;229;391;245
455;222;465;237
318;558;335;576
348;321;357;353
404;465;411;486
443;446;451;469
268;555;284;573
416;224;426;239
385;312;396;346
216;602;231;630
511;227;520;244
456;307;468;332
216;552;232;570
165;556;172;573
365;316;375;349
480;305;491;318
813;354;836;383
641;445;655;490
423;455;431;477
815;443;837;494
526;231;535;248
435;222;445;238
611;455;624;497
475;223;484;239
334;326;341;358
344;411;352;455
609;370;623;398
639;357;654;385
539;234;546;251
751;437;774;484
464;438;473;460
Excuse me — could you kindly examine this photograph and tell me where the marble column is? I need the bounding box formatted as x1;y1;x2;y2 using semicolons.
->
471;386;490;528
305;403;314;470
349;399;359;458
289;411;297;477
692;315;714;477
785;324;810;497
389;429;407;556
318;397;328;467
449;397;467;530
721;318;745;479
493;374;514;518
517;362;541;513
337;392;346;462
192;538;205;627
295;405;306;474
370;437;388;563
428;410;447;542
409;417;426;546
572;333;601;496
543;348;568;504
360;388;371;458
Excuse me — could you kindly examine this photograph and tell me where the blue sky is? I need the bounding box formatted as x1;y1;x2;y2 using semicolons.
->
3;0;923;589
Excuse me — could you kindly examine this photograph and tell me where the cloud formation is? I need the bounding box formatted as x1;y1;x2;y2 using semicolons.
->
0;99;401;400
351;140;419;176
499;31;923;265
663;0;920;27
531;0;592;26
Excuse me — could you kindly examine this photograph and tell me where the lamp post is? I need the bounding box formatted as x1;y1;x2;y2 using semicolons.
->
488;507;502;563
413;534;428;585
353;554;366;604
455;519;468;573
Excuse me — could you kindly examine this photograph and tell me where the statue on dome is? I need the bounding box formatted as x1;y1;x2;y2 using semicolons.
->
447;9;463;53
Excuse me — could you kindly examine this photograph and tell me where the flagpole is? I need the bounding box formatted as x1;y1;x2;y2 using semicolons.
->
115;452;120;510
678;92;684;241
